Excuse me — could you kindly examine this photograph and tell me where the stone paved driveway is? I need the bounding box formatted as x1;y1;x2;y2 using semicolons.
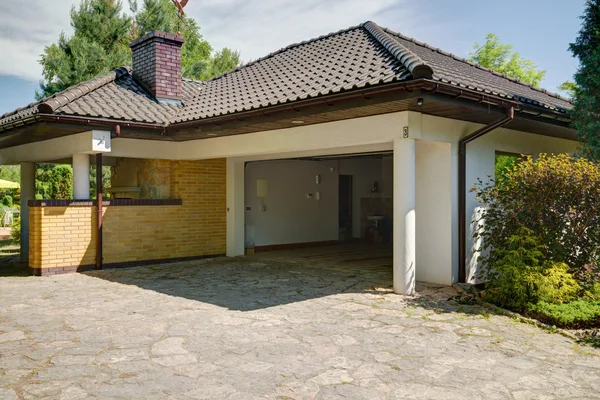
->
0;257;599;399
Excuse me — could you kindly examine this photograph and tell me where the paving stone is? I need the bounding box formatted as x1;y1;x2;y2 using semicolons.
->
0;257;598;398
0;388;17;400
0;330;25;343
151;337;188;356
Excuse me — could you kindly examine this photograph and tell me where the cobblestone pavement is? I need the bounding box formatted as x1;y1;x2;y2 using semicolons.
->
0;257;599;399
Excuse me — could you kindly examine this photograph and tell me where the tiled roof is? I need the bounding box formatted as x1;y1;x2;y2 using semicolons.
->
0;21;572;132
0;68;203;128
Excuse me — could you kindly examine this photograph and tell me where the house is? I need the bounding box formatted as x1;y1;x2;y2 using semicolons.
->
0;22;576;295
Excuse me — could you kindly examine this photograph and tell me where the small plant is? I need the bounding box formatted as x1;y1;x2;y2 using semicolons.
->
10;216;20;243
527;300;600;329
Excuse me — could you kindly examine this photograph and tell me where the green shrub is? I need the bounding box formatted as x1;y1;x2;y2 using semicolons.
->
482;228;581;311
1;195;12;208
473;154;600;280
534;262;581;304
482;227;544;311
527;300;600;329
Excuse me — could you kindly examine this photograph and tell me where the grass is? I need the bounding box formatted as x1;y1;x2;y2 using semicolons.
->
0;238;28;277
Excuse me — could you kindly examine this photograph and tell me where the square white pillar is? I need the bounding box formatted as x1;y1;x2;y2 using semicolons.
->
226;158;245;256
393;138;416;295
20;162;35;263
73;154;90;200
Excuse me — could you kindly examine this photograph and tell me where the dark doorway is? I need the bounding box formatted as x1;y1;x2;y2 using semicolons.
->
339;175;353;241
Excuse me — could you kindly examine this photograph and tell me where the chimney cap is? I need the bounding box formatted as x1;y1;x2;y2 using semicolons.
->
130;30;184;48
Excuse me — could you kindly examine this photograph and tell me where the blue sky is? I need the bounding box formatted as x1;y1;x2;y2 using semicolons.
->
0;0;585;115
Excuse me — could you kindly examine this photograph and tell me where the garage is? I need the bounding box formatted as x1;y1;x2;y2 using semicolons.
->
243;151;394;278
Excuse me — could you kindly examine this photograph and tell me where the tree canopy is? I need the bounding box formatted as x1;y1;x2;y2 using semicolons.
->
568;0;600;161
468;33;546;87
37;0;242;99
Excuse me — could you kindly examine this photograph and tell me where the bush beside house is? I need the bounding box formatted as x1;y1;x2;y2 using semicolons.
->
473;154;600;329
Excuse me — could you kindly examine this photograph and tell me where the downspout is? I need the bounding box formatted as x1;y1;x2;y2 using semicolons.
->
96;151;103;270
458;106;514;283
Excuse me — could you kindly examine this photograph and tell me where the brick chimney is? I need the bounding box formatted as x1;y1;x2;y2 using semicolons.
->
130;31;184;105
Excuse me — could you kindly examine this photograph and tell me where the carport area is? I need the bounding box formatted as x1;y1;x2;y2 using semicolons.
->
1;257;598;399
227;134;455;295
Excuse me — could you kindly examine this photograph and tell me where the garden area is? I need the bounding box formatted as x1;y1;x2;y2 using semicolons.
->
473;153;600;333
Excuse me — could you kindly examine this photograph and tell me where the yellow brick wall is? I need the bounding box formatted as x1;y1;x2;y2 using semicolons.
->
29;158;227;272
29;206;96;271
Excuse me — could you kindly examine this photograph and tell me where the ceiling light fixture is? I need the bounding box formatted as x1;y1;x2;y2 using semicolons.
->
291;120;305;124
417;98;424;106
206;133;218;136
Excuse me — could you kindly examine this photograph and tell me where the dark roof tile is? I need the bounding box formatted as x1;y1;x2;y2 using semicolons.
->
0;21;572;132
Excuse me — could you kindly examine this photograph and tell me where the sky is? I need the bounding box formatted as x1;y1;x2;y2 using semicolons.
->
0;0;586;115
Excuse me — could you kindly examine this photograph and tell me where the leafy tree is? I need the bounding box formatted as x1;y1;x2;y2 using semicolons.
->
134;0;239;80
558;80;577;98
35;164;73;200
90;165;112;199
0;166;20;184
568;0;600;161
209;48;242;78
468;33;546;87
37;0;132;99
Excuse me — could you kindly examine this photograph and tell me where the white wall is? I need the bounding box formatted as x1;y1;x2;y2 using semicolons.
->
415;140;452;285
338;158;385;238
419;114;578;283
244;160;339;246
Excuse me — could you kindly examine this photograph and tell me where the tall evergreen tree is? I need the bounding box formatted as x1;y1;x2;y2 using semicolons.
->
38;0;242;99
37;0;132;99
569;0;600;161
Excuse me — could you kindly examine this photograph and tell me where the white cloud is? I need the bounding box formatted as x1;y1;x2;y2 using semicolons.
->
0;0;433;81
0;0;78;81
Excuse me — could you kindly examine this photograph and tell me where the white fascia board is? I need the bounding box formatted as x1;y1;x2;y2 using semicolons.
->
0;130;112;164
176;112;409;160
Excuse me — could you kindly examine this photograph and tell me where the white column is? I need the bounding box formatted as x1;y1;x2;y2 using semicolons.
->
20;162;35;263
226;158;245;256
72;154;90;199
393;138;416;295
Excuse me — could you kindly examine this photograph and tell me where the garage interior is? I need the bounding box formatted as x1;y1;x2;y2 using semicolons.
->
243;151;394;275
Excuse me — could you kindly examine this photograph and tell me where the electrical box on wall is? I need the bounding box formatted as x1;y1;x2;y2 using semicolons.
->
315;191;321;201
316;174;321;184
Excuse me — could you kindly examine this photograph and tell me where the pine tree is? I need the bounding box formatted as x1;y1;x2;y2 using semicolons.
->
38;0;242;99
569;0;600;160
37;0;132;99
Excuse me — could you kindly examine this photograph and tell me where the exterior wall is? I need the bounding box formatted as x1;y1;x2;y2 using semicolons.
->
419;114;578;283
415;140;452;285
111;158;172;199
28;159;226;274
19;110;578;284
29;206;96;273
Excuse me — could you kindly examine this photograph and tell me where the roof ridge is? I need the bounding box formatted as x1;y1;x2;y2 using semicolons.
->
205;23;366;83
363;21;433;79
380;27;573;104
37;67;132;113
